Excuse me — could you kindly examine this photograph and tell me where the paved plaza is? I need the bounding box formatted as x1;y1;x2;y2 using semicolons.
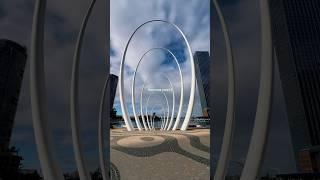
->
110;128;210;180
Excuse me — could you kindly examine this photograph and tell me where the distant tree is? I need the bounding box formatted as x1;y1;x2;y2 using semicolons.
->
110;108;117;118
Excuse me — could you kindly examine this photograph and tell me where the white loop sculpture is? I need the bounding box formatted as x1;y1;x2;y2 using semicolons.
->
131;48;182;131
212;0;236;179
139;75;175;131
98;75;110;180
29;0;273;179
145;92;169;131
150;104;166;129
240;0;273;179
30;0;64;179
119;20;195;131
140;83;149;130
164;76;175;131
70;0;96;179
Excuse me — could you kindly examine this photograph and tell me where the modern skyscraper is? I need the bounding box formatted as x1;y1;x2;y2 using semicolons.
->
194;51;210;117
0;39;27;152
109;74;118;110
269;0;320;172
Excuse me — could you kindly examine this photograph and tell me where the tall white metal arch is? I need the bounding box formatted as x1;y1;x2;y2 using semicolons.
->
212;0;236;179
131;47;183;131
29;0;273;178
140;83;149;130
139;75;175;131
145;92;170;131
119;20;195;132
159;105;167;130
164;76;175;131
150;104;166;129
30;0;64;179
240;0;273;179
70;0;96;179
98;75;110;180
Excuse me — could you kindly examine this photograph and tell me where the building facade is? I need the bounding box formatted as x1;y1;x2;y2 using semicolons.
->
269;0;320;172
109;74;118;110
194;51;210;117
0;39;27;179
0;39;27;152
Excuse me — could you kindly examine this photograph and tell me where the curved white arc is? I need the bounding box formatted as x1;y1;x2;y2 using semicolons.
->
164;76;175;131
162;91;170;130
152;110;156;130
70;0;96;179
161;106;167;129
120;20;190;132
131;47;183;132
212;0;236;179
151;114;154;130
131;71;143;130
240;0;273;179
140;83;149;130
98;76;110;180
145;94;152;129
150;104;165;130
151;108;156;130
30;0;63;179
161;117;164;130
152;113;156;129
145;92;170;130
160;106;166;130
171;24;194;131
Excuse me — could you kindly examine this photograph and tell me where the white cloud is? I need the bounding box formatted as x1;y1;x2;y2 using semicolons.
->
110;0;210;117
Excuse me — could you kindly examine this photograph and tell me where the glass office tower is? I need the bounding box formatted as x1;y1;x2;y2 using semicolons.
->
194;51;210;117
0;39;27;175
109;74;118;109
269;0;320;172
0;39;27;152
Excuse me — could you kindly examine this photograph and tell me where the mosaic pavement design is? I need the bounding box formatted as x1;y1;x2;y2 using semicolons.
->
110;129;210;180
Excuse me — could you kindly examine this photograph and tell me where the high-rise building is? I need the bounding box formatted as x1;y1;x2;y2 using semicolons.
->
0;39;27;152
194;51;210;117
109;74;118;110
269;0;320;172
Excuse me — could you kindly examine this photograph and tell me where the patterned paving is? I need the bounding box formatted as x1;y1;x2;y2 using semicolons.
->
110;129;210;180
110;162;121;180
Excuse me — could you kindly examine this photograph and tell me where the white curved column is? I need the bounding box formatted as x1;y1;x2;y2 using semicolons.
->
145;92;170;130
151;108;156;130
152;111;156;130
70;0;96;179
145;94;167;130
240;0;273;179
140;83;149;130
160;106;166;130
145;98;152;130
145;95;152;129
30;0;63;179
131;47;183;131
161;106;167;130
120;20;194;132
212;0;236;179
151;115;154;130
160;117;164;130
164;76;175;131
98;76;109;180
150;104;165;130
161;91;170;131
